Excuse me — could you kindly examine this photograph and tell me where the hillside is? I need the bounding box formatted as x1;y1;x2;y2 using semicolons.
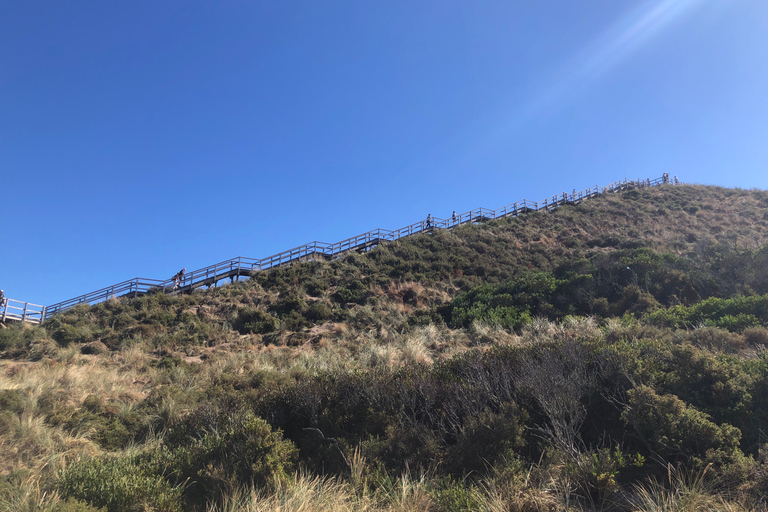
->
3;183;768;512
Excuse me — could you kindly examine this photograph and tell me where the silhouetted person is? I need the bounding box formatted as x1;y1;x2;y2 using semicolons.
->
452;211;457;224
426;214;432;228
0;290;5;308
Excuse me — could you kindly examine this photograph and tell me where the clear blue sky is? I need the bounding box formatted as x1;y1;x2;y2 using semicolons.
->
2;0;767;307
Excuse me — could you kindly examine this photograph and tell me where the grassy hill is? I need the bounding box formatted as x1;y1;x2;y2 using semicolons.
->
3;184;768;512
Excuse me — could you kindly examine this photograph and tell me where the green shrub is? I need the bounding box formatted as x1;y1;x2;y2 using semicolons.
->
0;390;25;415
445;271;565;329
57;455;182;512
431;476;485;512
332;280;369;305
51;324;93;346
712;314;761;332
280;310;308;331
567;447;643;504
93;418;132;450
270;296;307;316
233;308;278;334
614;284;661;317
53;498;107;512
621;385;743;466
304;301;332;322
648;295;768;331
0;324;47;352
161;407;297;500
303;278;329;297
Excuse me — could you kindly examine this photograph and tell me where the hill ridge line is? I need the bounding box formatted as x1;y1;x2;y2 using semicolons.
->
2;175;677;324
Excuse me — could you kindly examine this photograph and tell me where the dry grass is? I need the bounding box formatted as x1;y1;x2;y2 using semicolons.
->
0;353;148;481
0;411;98;478
206;472;434;512
0;474;63;512
0;356;147;406
207;448;641;512
628;464;747;512
518;316;602;346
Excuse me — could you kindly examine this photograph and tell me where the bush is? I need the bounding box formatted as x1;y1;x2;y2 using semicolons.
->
161;407;298;500
743;326;768;346
0;390;25;415
648;295;768;332
0;324;47;353
57;455;183;512
621;385;743;466
304;301;332;322
332;280;369;305
444;402;527;475
614;285;661;317
53;498;107;512
51;324;93;346
233;308;278;334
442;268;618;329
270;296;307;316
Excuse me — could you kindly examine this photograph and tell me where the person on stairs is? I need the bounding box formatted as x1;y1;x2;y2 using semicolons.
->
173;268;186;290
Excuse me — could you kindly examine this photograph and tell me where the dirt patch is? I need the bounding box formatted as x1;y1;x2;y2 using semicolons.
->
308;322;335;337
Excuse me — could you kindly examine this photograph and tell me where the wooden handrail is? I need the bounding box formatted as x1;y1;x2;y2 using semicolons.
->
36;175;681;320
1;298;45;324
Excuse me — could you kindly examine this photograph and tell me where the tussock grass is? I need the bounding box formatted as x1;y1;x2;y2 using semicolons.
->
629;464;742;512
207;469;435;512
0;475;59;512
208;475;363;512
0;355;148;481
0;358;146;406
0;411;98;478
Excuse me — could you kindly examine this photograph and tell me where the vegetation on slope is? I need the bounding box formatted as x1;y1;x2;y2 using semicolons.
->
3;184;768;511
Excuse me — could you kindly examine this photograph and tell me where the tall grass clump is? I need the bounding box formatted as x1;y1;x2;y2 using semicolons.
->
629;464;732;512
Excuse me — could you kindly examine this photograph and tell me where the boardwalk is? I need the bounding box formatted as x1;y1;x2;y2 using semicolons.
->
4;175;675;323
1;299;45;324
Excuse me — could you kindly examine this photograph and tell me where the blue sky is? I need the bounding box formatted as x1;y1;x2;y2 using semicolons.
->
2;0;767;307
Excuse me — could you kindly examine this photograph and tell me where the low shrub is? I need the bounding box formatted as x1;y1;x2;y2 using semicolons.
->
332;280;369;305
57;455;183;512
54;498;107;512
621;385;743;466
270;296;307;316
0;389;25;415
0;324;47;353
160;406;298;501
232;308;278;335
304;301;332;322
648;295;768;331
51;324;94;346
743;326;768;346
